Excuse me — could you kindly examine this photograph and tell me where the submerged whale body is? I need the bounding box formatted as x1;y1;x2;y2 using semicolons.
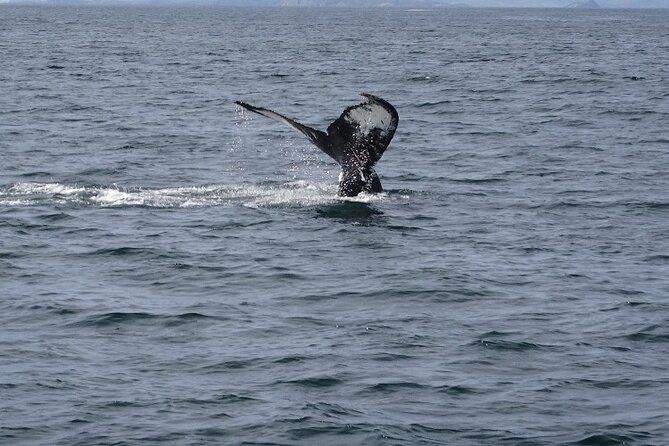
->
235;93;398;197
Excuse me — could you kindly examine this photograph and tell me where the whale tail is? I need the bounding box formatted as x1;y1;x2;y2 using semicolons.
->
235;93;398;197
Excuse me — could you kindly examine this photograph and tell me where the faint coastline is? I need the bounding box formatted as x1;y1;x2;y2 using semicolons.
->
567;0;600;7
1;0;667;8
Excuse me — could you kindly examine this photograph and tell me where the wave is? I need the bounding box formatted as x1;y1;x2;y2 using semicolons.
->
68;311;221;328
0;181;392;209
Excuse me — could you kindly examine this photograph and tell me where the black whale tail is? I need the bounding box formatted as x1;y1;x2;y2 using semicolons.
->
235;93;398;197
234;101;331;155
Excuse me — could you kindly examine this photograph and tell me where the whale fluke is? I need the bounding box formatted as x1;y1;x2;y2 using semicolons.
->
235;93;398;197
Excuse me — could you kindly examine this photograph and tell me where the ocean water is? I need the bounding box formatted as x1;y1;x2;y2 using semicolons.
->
2;5;669;445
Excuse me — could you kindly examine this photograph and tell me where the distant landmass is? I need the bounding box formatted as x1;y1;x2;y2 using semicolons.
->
278;0;456;6
4;0;667;8
567;0;599;7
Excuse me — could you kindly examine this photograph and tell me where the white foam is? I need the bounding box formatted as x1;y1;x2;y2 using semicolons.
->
90;185;243;208
344;103;393;137
7;182;85;196
338;191;388;204
243;182;338;208
0;182;340;209
90;189;144;206
0;199;36;206
0;182;87;206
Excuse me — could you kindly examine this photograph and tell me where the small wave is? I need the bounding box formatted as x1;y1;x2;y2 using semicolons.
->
37;212;73;222
572;433;638;446
280;376;343;388
273;355;311;364
473;338;558;352
88;247;152;257
304;402;363;418
213;393;257;403
370;352;415;362
163;312;220;327
285;424;364;439
71;312;157;327
449;177;506;184
644;255;669;264
199;357;265;373
21;304;79;316
437;385;478;395
625;325;669;343
408;424;459;434
415;99;451;108
69;311;218;328
20;171;52;178
368;382;427;393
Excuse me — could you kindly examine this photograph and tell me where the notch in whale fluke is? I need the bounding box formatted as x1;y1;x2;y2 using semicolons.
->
235;93;398;197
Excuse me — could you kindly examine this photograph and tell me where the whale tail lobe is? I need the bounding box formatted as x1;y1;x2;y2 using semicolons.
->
235;93;398;197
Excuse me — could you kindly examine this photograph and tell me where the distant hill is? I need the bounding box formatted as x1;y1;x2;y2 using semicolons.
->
4;0;668;8
276;0;665;6
278;0;460;5
567;0;599;7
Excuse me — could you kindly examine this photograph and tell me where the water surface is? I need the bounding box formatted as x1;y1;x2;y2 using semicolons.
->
1;6;669;445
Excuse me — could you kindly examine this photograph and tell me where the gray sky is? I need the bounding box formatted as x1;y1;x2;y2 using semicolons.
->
285;0;669;7
461;0;668;6
285;0;669;6
205;0;667;8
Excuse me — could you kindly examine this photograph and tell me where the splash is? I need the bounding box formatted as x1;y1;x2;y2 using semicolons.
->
0;181;388;209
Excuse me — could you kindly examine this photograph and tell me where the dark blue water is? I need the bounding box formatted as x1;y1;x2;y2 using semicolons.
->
2;5;669;445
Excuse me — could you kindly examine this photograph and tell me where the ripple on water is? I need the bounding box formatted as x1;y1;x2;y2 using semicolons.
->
2;6;669;446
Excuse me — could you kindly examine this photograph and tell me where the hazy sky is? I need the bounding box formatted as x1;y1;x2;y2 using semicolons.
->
286;0;669;6
196;0;669;8
460;0;668;6
280;0;669;7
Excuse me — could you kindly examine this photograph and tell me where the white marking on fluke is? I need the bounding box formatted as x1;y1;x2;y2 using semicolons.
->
344;103;393;137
